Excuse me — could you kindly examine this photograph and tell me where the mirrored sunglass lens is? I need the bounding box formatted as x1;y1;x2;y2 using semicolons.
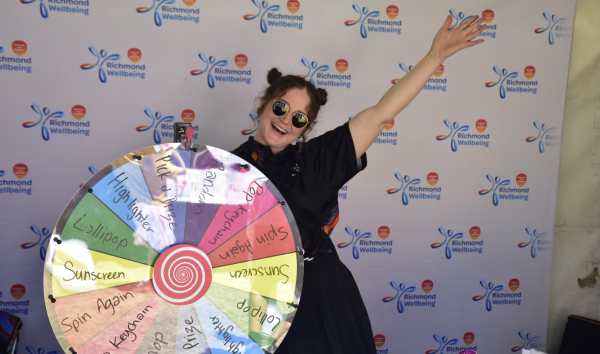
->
292;113;308;128
272;101;288;116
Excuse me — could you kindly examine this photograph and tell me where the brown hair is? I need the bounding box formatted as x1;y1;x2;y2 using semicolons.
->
256;68;328;143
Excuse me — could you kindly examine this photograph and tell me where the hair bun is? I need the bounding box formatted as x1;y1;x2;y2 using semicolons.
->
316;88;328;106
267;68;282;84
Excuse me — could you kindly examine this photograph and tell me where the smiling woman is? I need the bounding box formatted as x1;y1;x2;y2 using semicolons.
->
231;14;487;354
251;69;328;155
232;68;373;353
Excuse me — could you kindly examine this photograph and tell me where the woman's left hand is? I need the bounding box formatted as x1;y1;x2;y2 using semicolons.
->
430;15;487;62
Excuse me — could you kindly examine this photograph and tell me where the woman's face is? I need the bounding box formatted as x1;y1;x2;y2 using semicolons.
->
254;88;311;155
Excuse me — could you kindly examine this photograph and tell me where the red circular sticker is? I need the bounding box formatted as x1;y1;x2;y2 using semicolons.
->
152;245;212;305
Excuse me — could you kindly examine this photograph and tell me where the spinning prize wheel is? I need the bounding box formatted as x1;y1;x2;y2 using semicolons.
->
43;143;304;354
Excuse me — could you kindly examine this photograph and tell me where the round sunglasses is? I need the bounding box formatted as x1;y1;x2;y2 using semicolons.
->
272;100;309;129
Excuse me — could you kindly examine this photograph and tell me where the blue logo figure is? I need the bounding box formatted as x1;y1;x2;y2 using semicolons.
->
337;226;371;259
436;119;470;152
472;279;503;311
21;0;49;19
478;174;510;206
0;47;4;54
190;52;228;88
449;8;473;29
136;0;176;27
21;225;52;261
391;62;414;84
243;0;280;33
0;171;4;177
399;62;413;74
526;121;556;153
387;172;421;205
80;46;121;83
485;65;518;99
427;334;459;354
135;109;175;144
535;12;567;45
345;3;380;39
297;58;329;88
431;227;464;259
511;331;541;352
241;111;258;135
518;227;547;259
22;104;64;141
382;281;416;313
80;165;98;187
26;346;58;354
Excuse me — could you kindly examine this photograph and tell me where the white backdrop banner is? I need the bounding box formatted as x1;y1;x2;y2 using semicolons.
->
0;0;576;353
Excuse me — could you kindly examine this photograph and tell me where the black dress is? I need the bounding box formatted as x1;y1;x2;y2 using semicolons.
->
232;122;377;354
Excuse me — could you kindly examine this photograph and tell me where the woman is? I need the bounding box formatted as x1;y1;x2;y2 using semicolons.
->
232;15;487;354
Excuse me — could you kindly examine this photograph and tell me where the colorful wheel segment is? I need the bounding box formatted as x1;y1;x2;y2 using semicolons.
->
43;143;304;354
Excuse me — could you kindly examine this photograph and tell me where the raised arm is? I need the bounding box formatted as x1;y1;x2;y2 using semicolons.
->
349;15;487;158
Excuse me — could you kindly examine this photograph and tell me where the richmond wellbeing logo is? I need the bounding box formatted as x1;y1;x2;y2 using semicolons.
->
535;12;569;45
0;164;32;196
519;227;551;259
22;104;90;141
392;62;446;92
81;46;146;83
296;58;351;89
136;0;199;26
345;4;401;39
449;8;496;38
136;108;175;144
244;0;303;33
526;121;559;153
0;40;32;74
431;227;462;260
136;108;198;144
387;172;441;205
337;227;371;259
511;331;542;352
383;280;436;314
22;104;63;141
191;53;251;88
472;278;521;311
337;226;393;259
485;65;538;99
431;226;484;259
426;332;477;354
21;0;90;18
479;173;529;205
436;119;489;151
21;224;51;261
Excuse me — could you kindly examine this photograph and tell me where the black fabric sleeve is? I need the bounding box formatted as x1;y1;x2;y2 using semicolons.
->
302;122;367;191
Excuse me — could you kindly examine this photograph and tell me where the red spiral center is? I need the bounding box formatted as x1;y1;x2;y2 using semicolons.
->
152;245;212;305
